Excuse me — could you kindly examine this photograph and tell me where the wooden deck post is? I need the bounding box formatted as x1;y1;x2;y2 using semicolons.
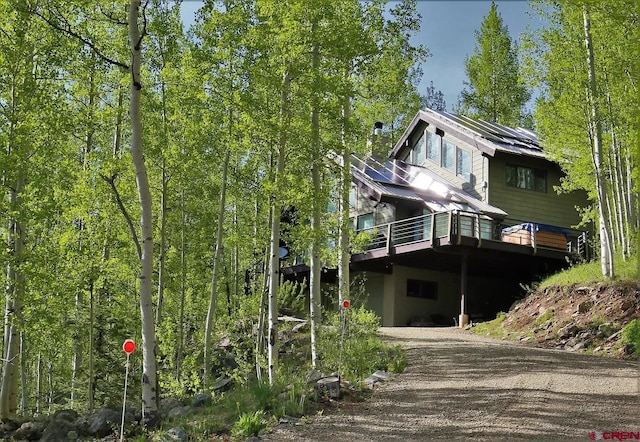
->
459;253;469;328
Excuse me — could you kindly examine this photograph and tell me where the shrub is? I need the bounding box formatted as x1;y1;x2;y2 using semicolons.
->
317;306;406;382
231;410;267;438
621;319;640;355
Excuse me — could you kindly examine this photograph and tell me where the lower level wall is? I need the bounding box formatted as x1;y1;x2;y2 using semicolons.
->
391;266;460;326
358;265;523;326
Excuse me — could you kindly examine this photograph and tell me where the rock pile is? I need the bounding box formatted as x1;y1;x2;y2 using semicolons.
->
501;282;639;357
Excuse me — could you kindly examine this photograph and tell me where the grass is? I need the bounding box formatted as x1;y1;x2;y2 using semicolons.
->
539;254;638;288
471;312;508;339
621;319;640;355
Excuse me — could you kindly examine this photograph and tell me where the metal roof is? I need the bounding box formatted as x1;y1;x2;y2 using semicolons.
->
390;108;546;160
351;159;507;218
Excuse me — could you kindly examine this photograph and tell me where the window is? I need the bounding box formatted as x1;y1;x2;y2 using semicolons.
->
407;279;438;299
457;148;471;181
349;185;357;210
506;164;547;192
442;140;455;172
427;131;441;164
356;213;374;230
412;132;425;166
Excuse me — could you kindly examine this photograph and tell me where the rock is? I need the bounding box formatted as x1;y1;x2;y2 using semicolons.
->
218;335;232;348
245;437;262;442
607;329;623;341
291;321;309;333
221;354;238;369
88;408;126;437
191;392;213;407
370;370;392;382
279;315;306;323
14;421;47;441
278;416;301;425
558;323;579;339
621;299;635;311
168;406;191;418
316;376;341;399
617;344;634;356
40;419;77;442
160;397;183;416
73;415;91;436
1;418;20;432
577;300;593;314
211;376;232;392
305;369;325;384
154;426;189;442
596;323;614;338
571;341;586;351
365;370;392;389
53;409;79;423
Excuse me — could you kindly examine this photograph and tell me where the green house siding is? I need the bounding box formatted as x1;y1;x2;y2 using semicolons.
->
488;152;586;227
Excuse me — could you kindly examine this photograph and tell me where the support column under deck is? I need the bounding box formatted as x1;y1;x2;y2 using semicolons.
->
459;254;469;328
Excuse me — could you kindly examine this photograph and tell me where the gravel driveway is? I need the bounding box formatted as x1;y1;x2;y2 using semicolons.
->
265;327;640;441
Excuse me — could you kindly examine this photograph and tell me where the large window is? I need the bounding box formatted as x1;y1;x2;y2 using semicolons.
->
427;131;441;164
424;130;471;182
349;185;357;210
412;132;425;166
506;164;547;192
407;279;438;299
442;140;456;172
457;148;471;180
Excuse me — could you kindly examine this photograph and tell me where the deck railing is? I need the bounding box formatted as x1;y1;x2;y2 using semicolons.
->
354;210;588;258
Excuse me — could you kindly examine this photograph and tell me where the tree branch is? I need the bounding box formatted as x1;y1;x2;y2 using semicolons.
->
100;173;142;260
29;7;129;71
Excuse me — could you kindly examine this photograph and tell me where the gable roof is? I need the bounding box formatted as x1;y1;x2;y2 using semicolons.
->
390;108;545;160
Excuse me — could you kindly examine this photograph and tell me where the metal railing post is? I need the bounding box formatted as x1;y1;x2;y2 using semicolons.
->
386;223;392;255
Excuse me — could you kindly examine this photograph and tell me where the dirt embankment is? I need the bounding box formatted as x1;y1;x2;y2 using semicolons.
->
498;281;640;357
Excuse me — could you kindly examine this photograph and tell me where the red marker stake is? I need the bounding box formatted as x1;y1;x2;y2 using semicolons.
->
121;339;135;442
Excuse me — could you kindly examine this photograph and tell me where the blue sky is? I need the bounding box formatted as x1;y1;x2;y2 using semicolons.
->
415;1;542;110
180;1;542;111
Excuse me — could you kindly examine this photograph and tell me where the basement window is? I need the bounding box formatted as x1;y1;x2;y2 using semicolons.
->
406;279;438;300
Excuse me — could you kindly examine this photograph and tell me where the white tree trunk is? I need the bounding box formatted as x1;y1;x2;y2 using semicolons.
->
1;168;25;418
268;71;291;385
128;0;159;424
309;31;321;368
583;7;614;278
267;191;282;385
337;95;351;305
203;149;230;387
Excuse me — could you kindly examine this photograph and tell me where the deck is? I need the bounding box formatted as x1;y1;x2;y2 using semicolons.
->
352;211;588;264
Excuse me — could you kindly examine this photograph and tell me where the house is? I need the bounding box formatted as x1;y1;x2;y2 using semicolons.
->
286;108;590;327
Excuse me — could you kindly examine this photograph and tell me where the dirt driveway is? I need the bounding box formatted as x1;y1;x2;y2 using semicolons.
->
265;327;640;441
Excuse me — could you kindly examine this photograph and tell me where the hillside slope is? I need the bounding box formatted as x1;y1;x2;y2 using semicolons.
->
474;281;640;357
